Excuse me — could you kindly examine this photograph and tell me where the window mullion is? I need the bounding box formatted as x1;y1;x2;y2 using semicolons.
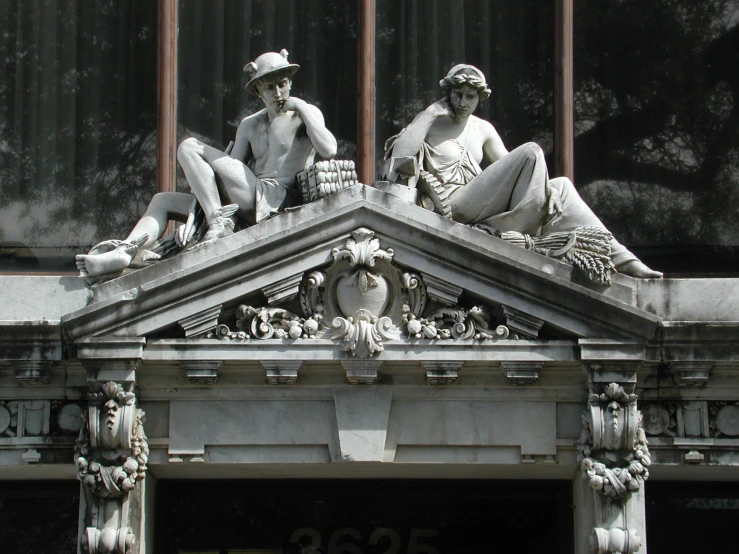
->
555;0;574;180
358;0;376;185
157;0;178;195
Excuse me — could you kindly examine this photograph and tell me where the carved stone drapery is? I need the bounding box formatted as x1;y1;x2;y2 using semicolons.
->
76;380;148;554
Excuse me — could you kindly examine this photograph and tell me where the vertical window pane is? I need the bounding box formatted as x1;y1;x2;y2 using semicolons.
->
177;0;358;190
0;0;158;272
376;0;555;174
574;0;739;272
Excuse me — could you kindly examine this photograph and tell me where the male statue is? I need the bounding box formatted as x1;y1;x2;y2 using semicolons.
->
76;49;337;278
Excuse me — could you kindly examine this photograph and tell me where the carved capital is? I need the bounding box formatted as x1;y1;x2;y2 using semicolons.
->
82;359;140;385
586;362;639;386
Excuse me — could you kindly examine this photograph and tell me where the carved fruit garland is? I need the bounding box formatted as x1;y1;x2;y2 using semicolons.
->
75;382;148;499
211;228;512;357
578;383;651;500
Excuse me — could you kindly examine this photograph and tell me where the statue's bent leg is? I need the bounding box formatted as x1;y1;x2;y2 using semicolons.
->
178;138;259;244
208;155;260;224
545;178;662;278
75;192;194;278
128;192;195;246
178;138;254;218
450;142;549;235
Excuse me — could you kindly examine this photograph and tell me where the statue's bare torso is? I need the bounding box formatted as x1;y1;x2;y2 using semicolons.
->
239;108;314;185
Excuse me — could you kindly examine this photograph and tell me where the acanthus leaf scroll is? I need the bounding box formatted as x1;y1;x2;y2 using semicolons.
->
210;228;513;358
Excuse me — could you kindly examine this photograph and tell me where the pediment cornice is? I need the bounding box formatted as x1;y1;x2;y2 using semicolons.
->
62;185;661;355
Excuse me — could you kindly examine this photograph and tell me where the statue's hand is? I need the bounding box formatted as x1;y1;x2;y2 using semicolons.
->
282;97;306;113
175;215;196;247
426;98;454;119
175;224;193;247
547;186;563;219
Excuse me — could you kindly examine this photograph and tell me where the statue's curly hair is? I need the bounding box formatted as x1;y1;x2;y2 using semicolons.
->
439;64;491;101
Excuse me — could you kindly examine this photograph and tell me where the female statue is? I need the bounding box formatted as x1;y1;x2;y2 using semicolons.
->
385;64;662;279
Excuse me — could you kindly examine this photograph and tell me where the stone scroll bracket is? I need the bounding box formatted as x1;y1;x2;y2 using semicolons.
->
75;345;147;554
576;342;649;554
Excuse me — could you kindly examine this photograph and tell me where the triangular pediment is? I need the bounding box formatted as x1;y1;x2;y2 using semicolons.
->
62;184;661;359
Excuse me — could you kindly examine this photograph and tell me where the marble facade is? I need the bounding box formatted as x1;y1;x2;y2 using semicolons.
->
1;183;739;553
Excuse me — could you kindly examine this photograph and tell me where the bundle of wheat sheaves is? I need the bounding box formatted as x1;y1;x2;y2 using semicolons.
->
499;226;615;285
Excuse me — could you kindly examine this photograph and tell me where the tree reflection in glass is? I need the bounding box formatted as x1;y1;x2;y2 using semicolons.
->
574;0;739;272
0;0;158;272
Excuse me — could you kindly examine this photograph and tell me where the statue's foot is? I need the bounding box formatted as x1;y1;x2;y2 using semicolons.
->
190;225;233;250
190;204;239;250
76;248;135;277
75;235;149;277
617;260;663;279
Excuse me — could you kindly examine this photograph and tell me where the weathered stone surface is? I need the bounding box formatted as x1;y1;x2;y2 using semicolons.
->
61;187;662;347
333;386;392;461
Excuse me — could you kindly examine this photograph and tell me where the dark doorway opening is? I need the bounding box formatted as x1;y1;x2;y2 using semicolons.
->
0;480;79;554
156;479;573;554
646;481;739;553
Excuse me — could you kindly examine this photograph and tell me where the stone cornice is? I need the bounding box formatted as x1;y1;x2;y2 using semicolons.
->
61;186;662;344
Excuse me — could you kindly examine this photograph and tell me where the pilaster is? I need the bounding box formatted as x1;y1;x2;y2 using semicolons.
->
76;350;148;554
576;342;649;553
